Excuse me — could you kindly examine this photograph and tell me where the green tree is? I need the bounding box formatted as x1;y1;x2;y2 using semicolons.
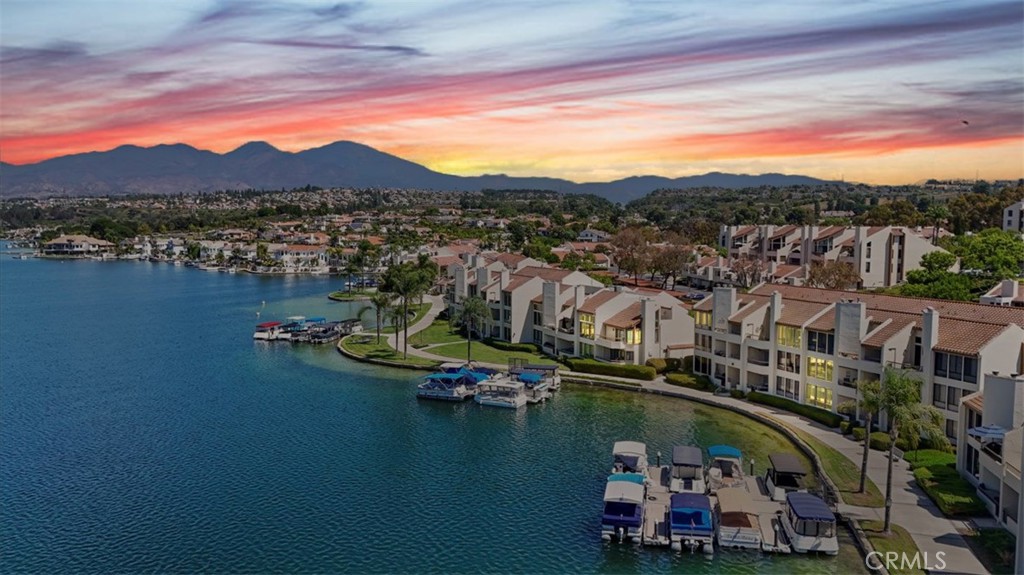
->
880;368;950;533
840;379;884;494
369;291;395;344
946;228;1024;279
805;261;860;290
451;295;489;363
919;250;957;273
381;260;434;359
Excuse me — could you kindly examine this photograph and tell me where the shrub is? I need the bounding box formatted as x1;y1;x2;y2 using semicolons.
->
913;465;987;516
746;391;843;428
870;432;892;451
839;421;851;435
681;356;694;373
645;357;681;374
729;389;747;399
483;339;539;353
565;358;657;381
664;372;715;391
851;427;867;441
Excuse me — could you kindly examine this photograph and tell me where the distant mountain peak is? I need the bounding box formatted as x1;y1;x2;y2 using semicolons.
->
227;141;281;155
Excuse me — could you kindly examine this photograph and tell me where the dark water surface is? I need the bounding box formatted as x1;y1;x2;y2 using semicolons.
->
0;255;865;573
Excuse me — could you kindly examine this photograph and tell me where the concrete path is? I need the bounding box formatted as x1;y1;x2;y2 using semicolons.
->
386;298;988;573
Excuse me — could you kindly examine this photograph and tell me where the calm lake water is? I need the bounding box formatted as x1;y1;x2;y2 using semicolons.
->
0;252;866;574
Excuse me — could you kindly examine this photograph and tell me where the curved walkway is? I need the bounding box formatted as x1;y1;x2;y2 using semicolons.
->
378;296;987;574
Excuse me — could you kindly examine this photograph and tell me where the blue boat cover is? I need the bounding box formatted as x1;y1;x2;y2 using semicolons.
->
607;472;645;485
708;445;742;459
457;368;489;383
786;492;834;522
306;317;326;322
671;493;711;511
602;503;642;528
519;372;542;383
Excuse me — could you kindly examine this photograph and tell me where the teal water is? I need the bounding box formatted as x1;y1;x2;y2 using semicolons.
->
0;254;866;574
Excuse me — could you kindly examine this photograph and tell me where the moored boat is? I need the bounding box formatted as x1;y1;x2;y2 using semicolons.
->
715;487;762;551
474;378;527;409
670;445;707;494
669;493;715;554
780;492;838;555
509;362;561;391
764;453;809;501
517;371;552;404
612;441;649;474
417;371;483;402
253;321;282;340
707;445;744;492
601;480;645;543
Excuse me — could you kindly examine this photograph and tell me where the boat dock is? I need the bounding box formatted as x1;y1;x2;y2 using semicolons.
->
642;465;672;546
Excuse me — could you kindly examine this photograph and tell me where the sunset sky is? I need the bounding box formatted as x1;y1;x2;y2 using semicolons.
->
2;0;1022;184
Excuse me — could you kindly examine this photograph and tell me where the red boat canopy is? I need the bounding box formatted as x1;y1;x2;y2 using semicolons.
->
256;321;282;328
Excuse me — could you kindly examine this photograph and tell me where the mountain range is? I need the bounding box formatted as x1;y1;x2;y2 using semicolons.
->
0;141;833;202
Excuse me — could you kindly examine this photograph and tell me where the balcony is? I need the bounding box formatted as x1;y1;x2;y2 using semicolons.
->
982;442;1003;464
749;356;770;367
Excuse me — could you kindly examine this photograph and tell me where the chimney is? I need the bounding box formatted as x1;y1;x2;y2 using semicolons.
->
500;269;510;290
476;267;490;294
454;265;468;300
712;287;738;332
574;284;587;308
542;281;558;327
834;300;867;358
1000;279;1018;298
640;299;658;363
769;291;783;337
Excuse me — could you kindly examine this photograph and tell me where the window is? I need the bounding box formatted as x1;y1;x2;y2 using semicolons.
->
502;291;511;306
946;386;963;410
776;325;802;348
866;242;872;258
694;310;712;328
777;351;801;373
865;262;871;273
775;377;800;400
625;328;642;345
934;351;978;384
579;313;595;338
502;310;511;323
807;384;833;409
932;383;947;410
694;356;710;374
533;311;543;325
807;330;835;355
532;329;542;343
945;419;957;440
579;343;594;358
807;357;833;381
913;336;922;369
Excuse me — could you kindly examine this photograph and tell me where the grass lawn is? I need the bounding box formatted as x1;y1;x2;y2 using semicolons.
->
789;426;884;508
963;527;1018;575
328;289;374;300
429;340;556;365
861;520;925;575
381;303;430;334
664;370;715;391
409;320;464;347
340;335;439;368
905;449;986;516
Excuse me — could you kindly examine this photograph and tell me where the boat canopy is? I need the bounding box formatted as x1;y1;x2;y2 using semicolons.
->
717;486;753;513
306;316;326;323
671;493;712;511
518;372;542;384
439;362;467;373
457;369;490;383
769;453;808;476
672;446;702;467
607;472;645;485
786;493;834;522
603;481;645;504
286;316;305;321
613;441;647;456
424;373;464;382
708;445;742;459
256;321;282;328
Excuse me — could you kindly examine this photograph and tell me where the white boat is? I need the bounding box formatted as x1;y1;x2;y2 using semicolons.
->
510;363;561;391
764;453;810;502
669;493;715;554
611;441;649;474
474;378;527;409
670;446;707;494
253;321;282;340
715;487;762;551
601;478;645;543
781;493;838;555
707;445;744;492
517;372;552;404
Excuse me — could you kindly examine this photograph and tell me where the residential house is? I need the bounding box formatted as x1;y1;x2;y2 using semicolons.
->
42;235;115;256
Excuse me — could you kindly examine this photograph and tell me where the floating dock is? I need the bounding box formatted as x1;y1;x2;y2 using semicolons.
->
641;465;672;546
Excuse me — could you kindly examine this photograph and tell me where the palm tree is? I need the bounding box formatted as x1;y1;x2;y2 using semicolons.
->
382;262;426;359
880;368;950;533
343;260;360;293
840;379;884;494
369;291;395;344
452;295;489;363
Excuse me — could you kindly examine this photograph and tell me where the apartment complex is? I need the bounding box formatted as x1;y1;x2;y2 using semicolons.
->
956;374;1022;535
1003;200;1024;234
719;225;951;288
447;256;695;365
692;284;1024;441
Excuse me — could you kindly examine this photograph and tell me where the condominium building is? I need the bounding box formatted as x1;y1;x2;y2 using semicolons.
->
980;279;1024;307
719;225;951;288
1003;200;1024;234
956;374;1022;536
447;258;695;365
692;284;1024;441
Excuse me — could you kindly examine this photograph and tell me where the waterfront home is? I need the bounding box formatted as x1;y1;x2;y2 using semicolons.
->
956;373;1022;535
42;234;115;256
693;284;1024;443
